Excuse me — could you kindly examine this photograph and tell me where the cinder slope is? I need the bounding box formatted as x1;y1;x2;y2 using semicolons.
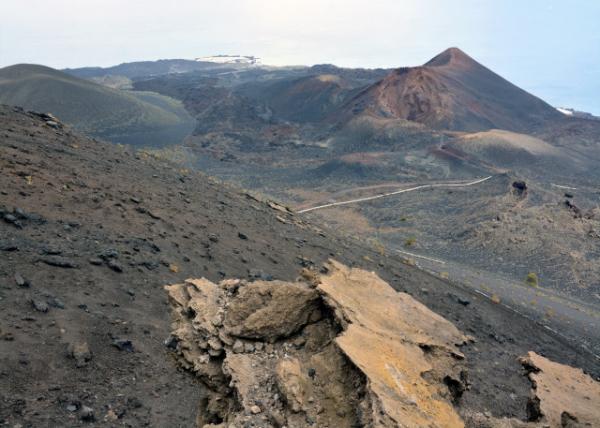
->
444;129;587;173
1;105;598;426
342;48;561;132
243;74;352;122
0;64;193;143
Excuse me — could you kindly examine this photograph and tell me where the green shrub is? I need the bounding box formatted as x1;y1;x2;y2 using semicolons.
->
526;272;539;287
404;237;416;247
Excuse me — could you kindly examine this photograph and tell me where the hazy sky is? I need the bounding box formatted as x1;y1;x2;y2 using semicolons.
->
2;0;599;113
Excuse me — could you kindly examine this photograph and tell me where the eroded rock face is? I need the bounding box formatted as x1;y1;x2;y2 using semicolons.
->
520;351;600;427
320;260;469;427
462;352;600;428
165;261;470;427
223;280;321;342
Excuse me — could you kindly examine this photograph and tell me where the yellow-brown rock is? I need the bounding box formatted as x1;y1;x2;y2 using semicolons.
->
224;280;320;341
319;260;468;428
520;351;600;427
165;261;470;427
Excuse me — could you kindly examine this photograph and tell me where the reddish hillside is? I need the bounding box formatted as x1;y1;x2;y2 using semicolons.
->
341;47;561;132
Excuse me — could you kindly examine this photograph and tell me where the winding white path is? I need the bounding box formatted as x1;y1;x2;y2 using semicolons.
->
298;176;493;213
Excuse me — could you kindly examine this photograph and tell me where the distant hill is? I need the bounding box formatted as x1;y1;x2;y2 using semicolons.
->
238;74;354;123
63;59;219;79
340;48;561;132
0;64;195;145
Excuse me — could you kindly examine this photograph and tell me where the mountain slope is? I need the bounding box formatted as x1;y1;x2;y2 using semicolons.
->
0;64;194;145
63;59;219;79
341;48;561;132
241;74;353;122
1;105;598;425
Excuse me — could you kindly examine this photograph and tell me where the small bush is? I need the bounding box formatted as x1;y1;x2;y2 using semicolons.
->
371;239;386;256
526;272;539;287
404;237;416;247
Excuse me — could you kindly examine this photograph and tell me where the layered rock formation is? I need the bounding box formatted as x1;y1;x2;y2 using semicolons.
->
165;261;469;427
520;352;600;427
165;261;600;427
463;352;600;428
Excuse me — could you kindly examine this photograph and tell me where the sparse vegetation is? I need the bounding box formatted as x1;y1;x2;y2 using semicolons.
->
404;237;417;247
371;238;386;256
526;272;539;287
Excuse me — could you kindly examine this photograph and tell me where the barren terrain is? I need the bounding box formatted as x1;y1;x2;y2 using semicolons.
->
2;106;599;426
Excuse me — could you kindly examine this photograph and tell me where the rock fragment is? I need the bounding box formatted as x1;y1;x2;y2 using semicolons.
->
41;257;78;268
15;273;30;288
112;339;134;352
0;241;18;251
30;298;49;313
223;281;320;342
79;406;94;422
107;259;123;272
68;342;92;368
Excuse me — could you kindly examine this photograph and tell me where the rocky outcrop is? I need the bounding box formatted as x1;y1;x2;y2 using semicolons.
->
463;352;600;428
520;351;600;427
165;261;469;427
320;261;469;427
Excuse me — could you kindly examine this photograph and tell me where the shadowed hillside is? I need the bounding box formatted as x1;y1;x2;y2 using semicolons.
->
0;64;195;146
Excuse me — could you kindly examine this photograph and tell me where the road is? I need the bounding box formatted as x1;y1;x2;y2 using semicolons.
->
297;174;600;358
297;176;493;213
397;249;600;360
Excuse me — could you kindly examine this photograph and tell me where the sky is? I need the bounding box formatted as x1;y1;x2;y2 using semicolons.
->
1;0;599;114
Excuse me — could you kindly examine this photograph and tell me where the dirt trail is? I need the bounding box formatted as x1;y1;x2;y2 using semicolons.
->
297;176;492;213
